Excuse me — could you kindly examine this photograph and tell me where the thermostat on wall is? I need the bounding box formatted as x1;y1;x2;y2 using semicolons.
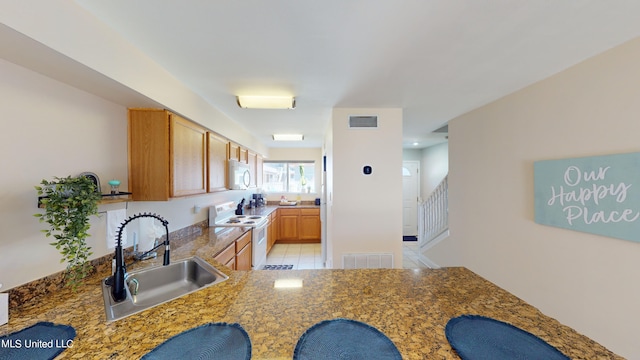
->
363;165;372;175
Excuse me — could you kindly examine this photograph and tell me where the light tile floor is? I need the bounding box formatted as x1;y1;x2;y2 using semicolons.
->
264;241;429;269
265;243;324;269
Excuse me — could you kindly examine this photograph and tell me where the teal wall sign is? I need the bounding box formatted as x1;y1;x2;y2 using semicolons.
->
534;152;640;243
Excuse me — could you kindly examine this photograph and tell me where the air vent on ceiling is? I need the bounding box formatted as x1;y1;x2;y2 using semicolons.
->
349;115;378;128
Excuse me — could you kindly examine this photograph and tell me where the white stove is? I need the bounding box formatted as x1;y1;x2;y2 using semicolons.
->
209;201;268;270
209;201;268;227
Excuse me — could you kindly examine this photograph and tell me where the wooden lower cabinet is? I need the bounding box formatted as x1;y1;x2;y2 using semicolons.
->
235;231;252;270
299;208;321;241
267;211;278;253
214;242;236;270
214;230;252;270
279;209;299;241
276;207;320;244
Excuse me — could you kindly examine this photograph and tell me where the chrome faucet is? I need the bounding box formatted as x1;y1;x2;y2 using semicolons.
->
109;212;170;302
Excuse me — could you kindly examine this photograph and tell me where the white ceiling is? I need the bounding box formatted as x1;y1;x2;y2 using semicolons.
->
73;1;640;149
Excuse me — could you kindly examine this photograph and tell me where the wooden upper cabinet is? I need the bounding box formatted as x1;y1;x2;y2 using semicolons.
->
171;114;207;197
228;142;240;161
128;109;206;200
256;155;264;188
207;132;228;192
129;108;264;200
240;147;248;163
128;109;171;201
248;151;257;188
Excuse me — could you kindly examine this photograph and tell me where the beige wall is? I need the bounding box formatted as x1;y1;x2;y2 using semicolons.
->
0;59;254;290
0;1;267;156
446;37;640;358
420;142;448;200
329;108;403;268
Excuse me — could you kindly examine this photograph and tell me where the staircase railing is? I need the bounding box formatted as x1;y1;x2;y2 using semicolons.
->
418;175;448;247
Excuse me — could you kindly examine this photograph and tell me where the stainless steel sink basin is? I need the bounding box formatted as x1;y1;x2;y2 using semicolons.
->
102;256;229;321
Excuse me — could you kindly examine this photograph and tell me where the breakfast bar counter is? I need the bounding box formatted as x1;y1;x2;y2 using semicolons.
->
1;232;622;359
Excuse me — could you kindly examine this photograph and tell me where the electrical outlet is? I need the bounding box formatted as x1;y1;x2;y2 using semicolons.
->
193;205;201;214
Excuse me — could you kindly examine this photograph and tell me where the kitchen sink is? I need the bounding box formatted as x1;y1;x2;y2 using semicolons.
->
101;256;229;321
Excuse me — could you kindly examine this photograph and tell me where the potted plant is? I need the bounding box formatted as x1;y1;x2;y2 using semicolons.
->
34;175;101;289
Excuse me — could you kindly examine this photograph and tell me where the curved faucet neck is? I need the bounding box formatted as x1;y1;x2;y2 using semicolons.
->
112;212;170;302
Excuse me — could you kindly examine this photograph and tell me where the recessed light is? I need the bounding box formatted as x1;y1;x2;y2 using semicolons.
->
273;134;304;141
236;95;296;109
412;142;419;146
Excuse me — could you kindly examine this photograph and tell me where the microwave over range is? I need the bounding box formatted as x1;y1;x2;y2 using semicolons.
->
228;159;251;190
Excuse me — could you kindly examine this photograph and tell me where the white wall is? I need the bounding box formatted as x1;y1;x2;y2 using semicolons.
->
0;1;267;156
419;142;449;200
0;58;254;290
329;108;403;268
446;37;640;358
402;149;421;161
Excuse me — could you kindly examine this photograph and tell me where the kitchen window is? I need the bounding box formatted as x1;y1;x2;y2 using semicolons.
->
263;161;315;193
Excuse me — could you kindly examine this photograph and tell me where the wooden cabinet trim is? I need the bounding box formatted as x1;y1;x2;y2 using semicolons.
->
214;242;235;266
235;231;252;252
300;208;320;215
279;208;300;216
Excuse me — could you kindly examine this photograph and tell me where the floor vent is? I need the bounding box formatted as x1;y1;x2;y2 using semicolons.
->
342;253;394;269
348;115;378;128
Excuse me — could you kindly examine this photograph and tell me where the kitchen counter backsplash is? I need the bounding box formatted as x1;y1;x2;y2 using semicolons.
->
5;204;317;308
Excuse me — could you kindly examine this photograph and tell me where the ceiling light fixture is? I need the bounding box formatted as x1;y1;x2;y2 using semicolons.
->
273;134;304;141
236;95;296;109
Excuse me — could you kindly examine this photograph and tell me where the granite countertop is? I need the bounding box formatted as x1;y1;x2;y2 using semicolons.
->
1;230;621;359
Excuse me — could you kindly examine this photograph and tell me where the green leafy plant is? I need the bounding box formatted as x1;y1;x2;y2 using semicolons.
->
299;165;307;187
34;175;101;289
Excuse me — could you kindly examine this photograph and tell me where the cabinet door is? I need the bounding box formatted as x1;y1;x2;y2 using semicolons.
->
299;214;321;241
267;213;277;253
207;132;228;192
236;241;252;270
256;155;264;188
225;257;236;270
248;151;257;188
279;209;299;241
214;242;236;270
235;231;252;270
274;211;279;242
240;147;248;163
170;114;206;197
267;222;274;253
228;142;240;161
128;109;171;201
